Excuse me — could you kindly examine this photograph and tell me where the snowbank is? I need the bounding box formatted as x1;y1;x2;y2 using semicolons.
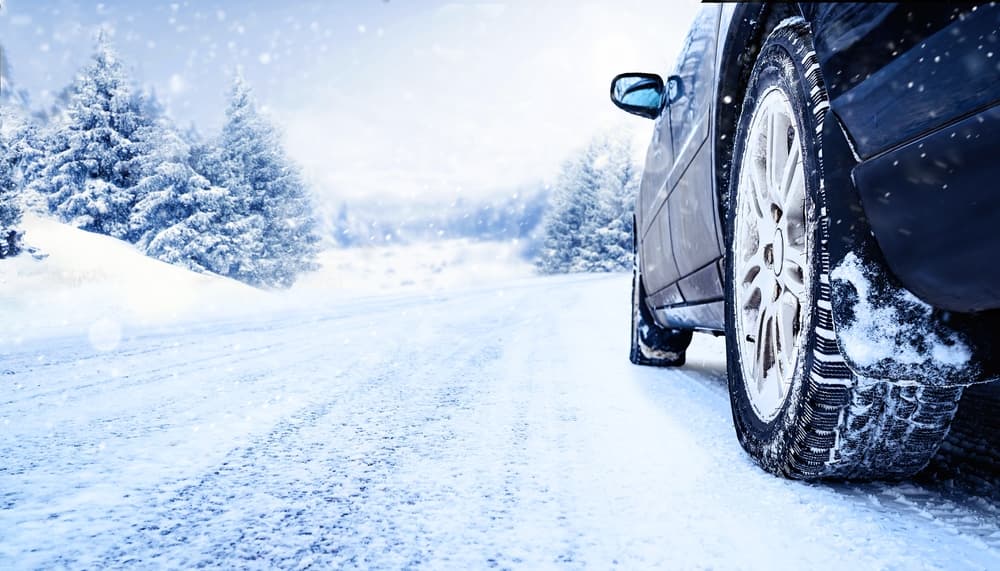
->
0;216;536;347
0;214;269;346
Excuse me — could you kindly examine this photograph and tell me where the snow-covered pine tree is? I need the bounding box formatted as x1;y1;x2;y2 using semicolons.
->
537;136;605;273
0;43;26;257
537;146;595;273
536;128;640;274
585;129;638;272
211;74;319;288
126;86;259;278
26;32;150;240
1;45;66;215
0;133;23;258
127;89;188;242
140;176;246;277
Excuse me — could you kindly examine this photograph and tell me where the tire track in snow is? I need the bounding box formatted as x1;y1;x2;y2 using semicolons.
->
2;275;998;569
86;309;514;568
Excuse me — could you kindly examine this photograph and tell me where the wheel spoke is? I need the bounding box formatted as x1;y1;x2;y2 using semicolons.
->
757;313;778;395
742;248;766;280
776;291;799;358
779;133;800;204
748;146;772;227
782;245;808;301
754;308;770;387
746;161;768;221
766;111;779;192
782;171;807;245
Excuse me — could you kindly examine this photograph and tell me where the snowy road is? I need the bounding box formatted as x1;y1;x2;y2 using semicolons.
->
2;275;998;570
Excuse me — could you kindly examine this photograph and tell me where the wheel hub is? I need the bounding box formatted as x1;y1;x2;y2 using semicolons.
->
772;229;785;276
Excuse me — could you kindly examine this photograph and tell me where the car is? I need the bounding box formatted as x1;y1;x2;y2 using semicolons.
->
610;2;1000;480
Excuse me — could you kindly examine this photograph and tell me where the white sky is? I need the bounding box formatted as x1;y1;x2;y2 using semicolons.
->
0;0;702;204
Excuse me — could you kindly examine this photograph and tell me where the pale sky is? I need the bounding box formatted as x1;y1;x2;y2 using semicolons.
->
0;0;701;204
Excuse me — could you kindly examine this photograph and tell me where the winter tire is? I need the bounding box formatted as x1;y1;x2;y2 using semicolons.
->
630;229;692;367
723;21;963;480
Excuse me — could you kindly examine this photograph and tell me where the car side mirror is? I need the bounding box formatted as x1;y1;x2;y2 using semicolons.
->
610;73;683;120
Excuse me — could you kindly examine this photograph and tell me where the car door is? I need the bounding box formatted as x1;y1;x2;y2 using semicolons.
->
637;106;679;302
665;6;724;307
639;6;723;309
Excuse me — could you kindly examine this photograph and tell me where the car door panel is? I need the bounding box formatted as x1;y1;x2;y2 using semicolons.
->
641;204;682;294
668;142;722;278
677;260;724;304
647;282;685;309
638;117;673;239
637;114;674;295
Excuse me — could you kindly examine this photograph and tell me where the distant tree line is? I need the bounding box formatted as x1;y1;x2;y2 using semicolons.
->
0;34;319;288
535;129;639;274
326;190;549;249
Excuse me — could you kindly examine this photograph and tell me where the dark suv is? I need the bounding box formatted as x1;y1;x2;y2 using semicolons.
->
610;2;1000;480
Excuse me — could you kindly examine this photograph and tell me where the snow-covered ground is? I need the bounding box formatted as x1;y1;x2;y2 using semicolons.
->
294;237;535;296
2;255;999;568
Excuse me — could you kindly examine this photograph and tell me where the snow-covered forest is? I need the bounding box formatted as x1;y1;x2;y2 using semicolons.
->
1;35;319;288
323;189;550;249
1;32;642;286
321;129;641;274
535;129;639;274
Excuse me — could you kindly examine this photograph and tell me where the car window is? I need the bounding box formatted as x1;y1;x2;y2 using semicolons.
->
669;6;719;151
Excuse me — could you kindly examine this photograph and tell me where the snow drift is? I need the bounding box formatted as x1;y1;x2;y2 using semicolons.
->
0;214;267;346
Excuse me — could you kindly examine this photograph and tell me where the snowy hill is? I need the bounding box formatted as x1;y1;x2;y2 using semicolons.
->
0;214;268;345
0;215;538;346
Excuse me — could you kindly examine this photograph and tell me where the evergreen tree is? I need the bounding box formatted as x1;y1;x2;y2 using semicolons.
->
536;129;639;274
211;75;319;288
140;177;246;277
127;113;244;276
0;134;23;258
583;130;637;271
0;43;25;258
0;43;29;109
26;32;150;239
536;139;604;274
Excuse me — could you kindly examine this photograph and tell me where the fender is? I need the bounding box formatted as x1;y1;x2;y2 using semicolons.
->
821;111;1000;387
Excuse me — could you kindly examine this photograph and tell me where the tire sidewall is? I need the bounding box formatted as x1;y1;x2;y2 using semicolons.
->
724;25;827;470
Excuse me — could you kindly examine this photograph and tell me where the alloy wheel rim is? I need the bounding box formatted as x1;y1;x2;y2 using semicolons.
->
733;87;810;423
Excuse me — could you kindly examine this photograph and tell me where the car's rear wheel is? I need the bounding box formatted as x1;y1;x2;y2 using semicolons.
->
630;229;692;367
723;21;963;480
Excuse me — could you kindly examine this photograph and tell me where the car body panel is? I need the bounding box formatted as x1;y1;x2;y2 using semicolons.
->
853;102;1000;312
637;1;1000;339
803;2;1000;314
636;115;672;244
803;3;999;159
639;5;725;330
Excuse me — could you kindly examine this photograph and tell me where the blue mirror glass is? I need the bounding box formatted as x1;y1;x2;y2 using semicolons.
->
610;73;665;119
